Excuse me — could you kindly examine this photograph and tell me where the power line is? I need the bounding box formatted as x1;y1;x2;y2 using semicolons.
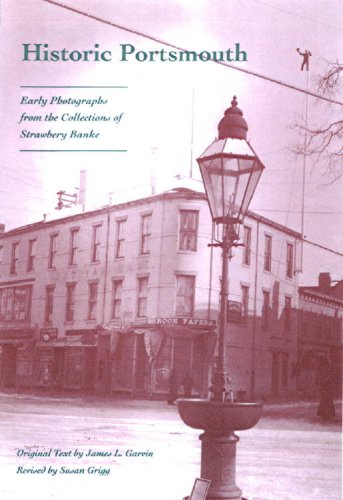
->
43;0;343;107
252;209;343;215
303;239;343;257
254;0;343;32
0;169;51;194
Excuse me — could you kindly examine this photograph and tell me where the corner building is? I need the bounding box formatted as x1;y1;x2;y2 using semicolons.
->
297;273;343;397
0;188;301;399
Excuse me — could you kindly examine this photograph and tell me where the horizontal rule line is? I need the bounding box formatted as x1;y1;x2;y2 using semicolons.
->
20;86;128;89
19;149;128;152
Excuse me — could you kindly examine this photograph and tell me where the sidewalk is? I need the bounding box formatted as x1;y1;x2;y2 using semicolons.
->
1;390;341;429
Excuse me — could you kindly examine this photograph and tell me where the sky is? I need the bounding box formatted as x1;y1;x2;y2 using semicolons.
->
0;0;342;285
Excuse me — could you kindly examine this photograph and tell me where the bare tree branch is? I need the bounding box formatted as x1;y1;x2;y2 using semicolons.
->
293;62;343;180
316;61;343;96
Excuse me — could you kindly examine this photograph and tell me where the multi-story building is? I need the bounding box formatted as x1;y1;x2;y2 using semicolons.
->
0;187;301;399
297;273;343;397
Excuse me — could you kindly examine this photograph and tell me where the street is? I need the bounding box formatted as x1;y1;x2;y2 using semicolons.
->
0;393;341;500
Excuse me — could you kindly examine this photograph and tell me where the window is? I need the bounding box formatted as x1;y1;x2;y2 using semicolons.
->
286;243;294;278
10;242;19;274
241;285;249;324
45;286;54;323
0;285;32;322
176;275;195;318
48;234;57;269
65;283;76;322
264;235;272;272
137;277;148;317
242;226;251;266
91;225;101;262
262;290;270;329
140;214;151;255
88;282;98;320
112;280;123;319
69;228;79;266
27;239;36;272
115;220;125;258
179;210;198;252
284;296;292;333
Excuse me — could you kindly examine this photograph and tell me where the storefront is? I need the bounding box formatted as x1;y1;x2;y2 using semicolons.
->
101;319;217;399
33;329;97;392
6;328;98;393
0;328;34;390
0;321;217;399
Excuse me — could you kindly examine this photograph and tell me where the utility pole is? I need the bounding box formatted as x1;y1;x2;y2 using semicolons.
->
296;48;311;273
55;190;78;210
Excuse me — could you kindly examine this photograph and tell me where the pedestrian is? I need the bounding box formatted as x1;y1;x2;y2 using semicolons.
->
317;358;336;421
183;373;194;398
167;369;178;405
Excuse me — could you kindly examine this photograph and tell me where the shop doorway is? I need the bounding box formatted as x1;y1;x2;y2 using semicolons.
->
1;344;18;389
134;334;149;396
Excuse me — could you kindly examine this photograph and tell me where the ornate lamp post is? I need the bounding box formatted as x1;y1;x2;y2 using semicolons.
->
177;96;265;500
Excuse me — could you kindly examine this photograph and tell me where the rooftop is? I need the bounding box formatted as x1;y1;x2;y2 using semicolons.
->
0;187;301;239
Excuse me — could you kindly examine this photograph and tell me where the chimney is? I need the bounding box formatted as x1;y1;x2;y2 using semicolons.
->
0;224;5;234
318;272;331;292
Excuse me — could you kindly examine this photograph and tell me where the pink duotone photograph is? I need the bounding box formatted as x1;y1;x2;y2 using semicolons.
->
0;1;342;499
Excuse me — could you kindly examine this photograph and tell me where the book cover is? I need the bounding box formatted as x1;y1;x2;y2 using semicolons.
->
0;1;342;499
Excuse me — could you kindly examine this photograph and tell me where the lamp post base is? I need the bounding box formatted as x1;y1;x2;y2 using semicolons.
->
176;399;263;500
200;431;242;499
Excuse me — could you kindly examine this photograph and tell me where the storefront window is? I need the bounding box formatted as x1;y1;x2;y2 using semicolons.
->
0;284;32;322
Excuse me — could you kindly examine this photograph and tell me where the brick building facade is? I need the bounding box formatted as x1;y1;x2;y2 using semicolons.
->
0;187;303;399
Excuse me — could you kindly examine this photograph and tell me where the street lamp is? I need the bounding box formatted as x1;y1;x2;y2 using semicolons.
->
177;96;264;500
197;95;264;402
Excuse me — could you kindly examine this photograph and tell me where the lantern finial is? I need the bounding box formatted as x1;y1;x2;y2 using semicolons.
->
218;95;248;140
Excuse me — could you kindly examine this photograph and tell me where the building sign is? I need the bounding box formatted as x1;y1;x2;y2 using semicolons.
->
103;321;131;332
40;327;58;342
0;329;33;339
227;301;242;323
148;318;216;327
66;329;96;336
